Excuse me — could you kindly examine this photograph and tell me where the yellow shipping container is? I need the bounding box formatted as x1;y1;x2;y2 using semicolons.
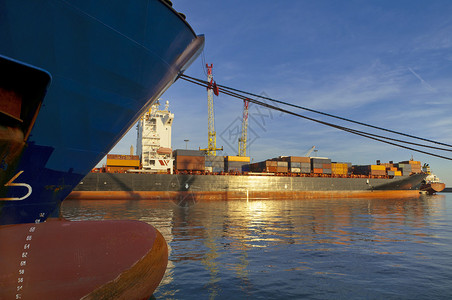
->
394;171;402;176
331;163;348;175
370;165;386;171
226;156;250;162
106;158;140;167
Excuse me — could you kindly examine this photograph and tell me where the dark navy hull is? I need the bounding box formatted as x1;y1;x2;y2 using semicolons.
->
70;172;427;200
0;0;204;225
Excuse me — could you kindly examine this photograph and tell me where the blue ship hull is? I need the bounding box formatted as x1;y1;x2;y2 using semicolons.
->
0;0;204;225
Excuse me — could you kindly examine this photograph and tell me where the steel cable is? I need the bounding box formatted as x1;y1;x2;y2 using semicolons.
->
179;74;452;161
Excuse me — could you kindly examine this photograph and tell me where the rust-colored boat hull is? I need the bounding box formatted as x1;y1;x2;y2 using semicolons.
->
68;190;422;201
420;182;446;195
0;219;168;299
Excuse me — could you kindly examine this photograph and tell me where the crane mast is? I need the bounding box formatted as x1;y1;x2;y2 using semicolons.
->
200;64;222;156
238;99;249;156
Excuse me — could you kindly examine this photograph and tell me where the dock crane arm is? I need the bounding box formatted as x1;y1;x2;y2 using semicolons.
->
304;146;316;157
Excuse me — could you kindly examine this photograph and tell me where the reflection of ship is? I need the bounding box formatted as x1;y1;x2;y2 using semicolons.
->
0;0;203;298
420;164;445;195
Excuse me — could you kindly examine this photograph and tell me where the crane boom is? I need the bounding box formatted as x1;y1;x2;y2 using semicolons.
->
304;146;316;157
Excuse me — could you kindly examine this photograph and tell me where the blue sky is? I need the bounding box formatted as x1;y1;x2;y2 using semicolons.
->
109;0;452;185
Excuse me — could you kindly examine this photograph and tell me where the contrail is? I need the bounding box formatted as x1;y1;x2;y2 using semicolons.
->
408;67;436;92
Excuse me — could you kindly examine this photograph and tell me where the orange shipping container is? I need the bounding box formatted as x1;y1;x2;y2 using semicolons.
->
282;156;311;163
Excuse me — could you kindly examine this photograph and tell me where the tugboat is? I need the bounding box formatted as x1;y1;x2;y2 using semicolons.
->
420;164;446;195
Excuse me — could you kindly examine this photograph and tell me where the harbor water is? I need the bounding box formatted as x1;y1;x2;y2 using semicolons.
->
61;194;452;299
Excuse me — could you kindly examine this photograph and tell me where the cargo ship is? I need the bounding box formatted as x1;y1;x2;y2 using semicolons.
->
69;101;429;201
1;0;204;298
70;156;428;201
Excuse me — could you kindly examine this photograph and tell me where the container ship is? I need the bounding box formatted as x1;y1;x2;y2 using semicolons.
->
69;100;430;202
1;0;204;298
70;154;428;201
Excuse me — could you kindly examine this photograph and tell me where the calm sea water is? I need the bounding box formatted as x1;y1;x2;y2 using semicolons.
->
61;194;452;299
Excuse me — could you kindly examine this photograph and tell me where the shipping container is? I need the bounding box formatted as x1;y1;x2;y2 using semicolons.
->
290;167;301;173
175;155;205;171
311;158;331;164
387;170;402;176
225;160;249;173
353;165;387;176
396;164;412;175
313;168;323;174
370;165;386;171
105;166;135;173
311;163;324;169
267;166;277;173
399;160;421;165
265;160;278;167
277;161;289;167
276;166;288;173
205;156;224;162
173;149;204;157
301;167;311;174
205;160;225;168
279;156;311;163
290;162;301;168
107;154;140;160
225;156;250;162
106;156;140;168
242;164;250;172
331;163;348;175
300;162;311;169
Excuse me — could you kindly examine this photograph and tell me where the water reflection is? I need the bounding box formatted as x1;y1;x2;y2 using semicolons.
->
61;195;451;299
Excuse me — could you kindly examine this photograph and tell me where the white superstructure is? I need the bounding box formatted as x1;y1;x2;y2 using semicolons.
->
136;99;174;173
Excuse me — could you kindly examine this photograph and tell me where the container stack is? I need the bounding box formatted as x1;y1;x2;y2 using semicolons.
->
311;158;332;174
205;156;225;173
225;156;250;173
353;165;386;176
398;160;422;174
387;169;402;176
331;162;350;175
249;160;277;173
395;163;412;175
276;160;288;173
279;156;311;173
106;154;140;173
383;162;402;176
173;149;205;171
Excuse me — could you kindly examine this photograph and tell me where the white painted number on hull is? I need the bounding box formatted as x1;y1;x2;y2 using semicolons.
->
0;171;32;201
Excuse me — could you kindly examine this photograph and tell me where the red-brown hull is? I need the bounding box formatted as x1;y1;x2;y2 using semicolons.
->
420;182;446;195
68;190;422;201
0;219;168;299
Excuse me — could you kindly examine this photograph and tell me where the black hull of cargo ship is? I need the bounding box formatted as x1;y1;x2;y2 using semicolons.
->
69;172;428;200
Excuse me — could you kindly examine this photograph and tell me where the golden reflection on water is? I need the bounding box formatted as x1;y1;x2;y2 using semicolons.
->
61;195;447;298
